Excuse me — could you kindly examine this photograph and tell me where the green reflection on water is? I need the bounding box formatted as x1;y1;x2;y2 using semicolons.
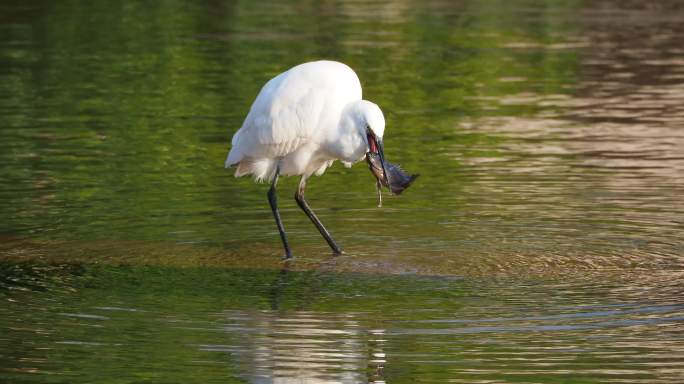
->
0;0;588;263
1;262;682;383
3;0;684;382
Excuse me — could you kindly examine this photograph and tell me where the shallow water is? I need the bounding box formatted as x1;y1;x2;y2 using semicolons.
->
1;0;684;383
2;264;683;383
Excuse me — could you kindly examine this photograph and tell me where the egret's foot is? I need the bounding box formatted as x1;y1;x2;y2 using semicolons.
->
332;249;344;256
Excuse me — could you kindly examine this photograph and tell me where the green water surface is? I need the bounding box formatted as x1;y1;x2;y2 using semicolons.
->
1;1;683;383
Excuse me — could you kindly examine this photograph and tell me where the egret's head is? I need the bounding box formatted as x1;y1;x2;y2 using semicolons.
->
357;100;385;140
353;100;389;187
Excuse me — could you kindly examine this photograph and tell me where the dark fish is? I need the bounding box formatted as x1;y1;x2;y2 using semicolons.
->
366;152;419;196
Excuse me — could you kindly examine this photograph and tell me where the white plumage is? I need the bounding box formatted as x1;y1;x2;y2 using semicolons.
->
226;60;385;182
225;60;389;258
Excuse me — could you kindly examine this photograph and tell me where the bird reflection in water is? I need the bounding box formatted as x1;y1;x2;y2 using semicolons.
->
199;266;387;383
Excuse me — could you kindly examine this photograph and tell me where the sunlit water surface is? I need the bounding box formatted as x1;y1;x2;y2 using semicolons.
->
1;1;683;383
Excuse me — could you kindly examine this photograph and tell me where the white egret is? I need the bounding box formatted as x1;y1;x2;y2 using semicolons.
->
226;60;402;259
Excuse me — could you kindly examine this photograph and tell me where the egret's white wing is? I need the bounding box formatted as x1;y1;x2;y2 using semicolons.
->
228;83;325;164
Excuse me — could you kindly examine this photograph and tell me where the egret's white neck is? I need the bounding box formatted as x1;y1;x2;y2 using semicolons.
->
323;100;372;163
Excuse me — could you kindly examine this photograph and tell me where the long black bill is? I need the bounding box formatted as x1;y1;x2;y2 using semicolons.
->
375;138;390;187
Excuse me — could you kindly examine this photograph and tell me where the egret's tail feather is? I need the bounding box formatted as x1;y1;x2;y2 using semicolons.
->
233;158;277;183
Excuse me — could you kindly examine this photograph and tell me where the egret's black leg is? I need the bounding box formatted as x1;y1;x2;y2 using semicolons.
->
295;176;342;255
268;166;292;259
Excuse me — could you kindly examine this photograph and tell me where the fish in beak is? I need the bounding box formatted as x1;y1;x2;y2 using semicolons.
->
367;133;390;187
365;131;418;207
